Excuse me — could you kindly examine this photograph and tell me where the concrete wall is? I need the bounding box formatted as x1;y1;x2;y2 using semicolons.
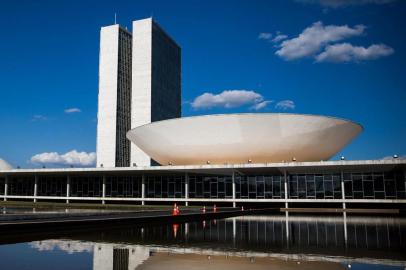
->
131;18;153;167
96;25;120;168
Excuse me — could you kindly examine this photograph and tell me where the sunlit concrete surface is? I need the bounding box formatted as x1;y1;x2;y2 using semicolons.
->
127;113;363;165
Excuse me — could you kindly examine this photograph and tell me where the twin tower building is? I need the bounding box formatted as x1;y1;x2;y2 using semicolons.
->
96;18;181;168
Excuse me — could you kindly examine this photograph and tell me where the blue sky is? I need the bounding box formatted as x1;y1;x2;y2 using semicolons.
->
0;0;405;167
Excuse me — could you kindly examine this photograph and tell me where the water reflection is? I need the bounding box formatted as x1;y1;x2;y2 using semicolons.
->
2;214;406;269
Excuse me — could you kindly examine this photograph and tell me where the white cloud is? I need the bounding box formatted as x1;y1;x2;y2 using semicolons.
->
272;34;288;43
275;100;295;110
315;43;394;62
275;21;365;60
297;0;396;8
31;115;47;121
258;32;272;40
64;108;81;113
250;100;273;110
191;90;266;110
30;150;96;166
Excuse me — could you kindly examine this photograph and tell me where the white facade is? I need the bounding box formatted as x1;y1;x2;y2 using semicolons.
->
96;25;120;168
97;24;132;168
96;18;180;167
131;18;153;167
130;18;182;166
127;113;363;165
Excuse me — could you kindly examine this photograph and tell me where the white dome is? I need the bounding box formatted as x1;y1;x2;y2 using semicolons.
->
127;113;362;166
0;158;13;170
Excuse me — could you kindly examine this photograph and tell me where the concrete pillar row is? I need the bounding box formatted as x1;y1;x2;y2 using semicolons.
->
185;173;189;206
141;174;145;206
33;175;38;203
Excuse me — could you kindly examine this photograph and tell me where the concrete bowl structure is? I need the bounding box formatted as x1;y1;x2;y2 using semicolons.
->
127;113;363;165
0;158;13;170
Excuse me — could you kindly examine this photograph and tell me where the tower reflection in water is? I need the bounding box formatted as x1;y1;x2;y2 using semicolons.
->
31;214;406;269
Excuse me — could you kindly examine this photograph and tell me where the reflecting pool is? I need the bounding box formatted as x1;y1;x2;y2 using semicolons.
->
0;214;405;270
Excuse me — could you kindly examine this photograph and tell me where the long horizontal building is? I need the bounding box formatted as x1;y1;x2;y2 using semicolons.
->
1;159;405;209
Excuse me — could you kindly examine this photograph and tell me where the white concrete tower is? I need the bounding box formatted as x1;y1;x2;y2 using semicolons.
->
96;24;132;168
131;18;181;166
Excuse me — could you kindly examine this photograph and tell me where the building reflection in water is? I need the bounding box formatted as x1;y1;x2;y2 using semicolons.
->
30;214;406;269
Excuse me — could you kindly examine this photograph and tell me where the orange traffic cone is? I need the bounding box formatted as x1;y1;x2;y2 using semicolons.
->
172;203;178;216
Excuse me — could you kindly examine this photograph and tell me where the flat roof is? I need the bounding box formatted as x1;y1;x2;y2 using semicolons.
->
0;159;405;176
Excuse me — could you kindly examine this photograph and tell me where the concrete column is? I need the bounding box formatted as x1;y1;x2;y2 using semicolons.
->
284;169;289;244
232;171;236;208
4;175;8;201
66;175;70;204
102;175;106;205
285;210;290;247
33;175;38;203
141;174;145;206
185;173;189;206
341;171;346;213
284;170;288;211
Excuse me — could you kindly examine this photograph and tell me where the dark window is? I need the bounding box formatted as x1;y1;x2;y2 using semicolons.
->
363;181;373;197
385;180;396;197
353;174;363;192
344;180;353;198
373;174;384;191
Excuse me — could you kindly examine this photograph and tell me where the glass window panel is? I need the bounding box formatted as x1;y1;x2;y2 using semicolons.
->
273;180;281;197
344;180;353;198
298;175;306;192
397;191;406;199
241;177;248;198
289;178;297;197
364;181;373;197
353;191;363;199
325;181;333;197
373;174;384;191
353;176;363;192
249;177;256;194
306;181;315;197
375;192;385;199
218;178;225;193
316;192;324;199
265;177;272;194
395;172;405;191
203;177;210;194
385;180;396;197
257;181;264;197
